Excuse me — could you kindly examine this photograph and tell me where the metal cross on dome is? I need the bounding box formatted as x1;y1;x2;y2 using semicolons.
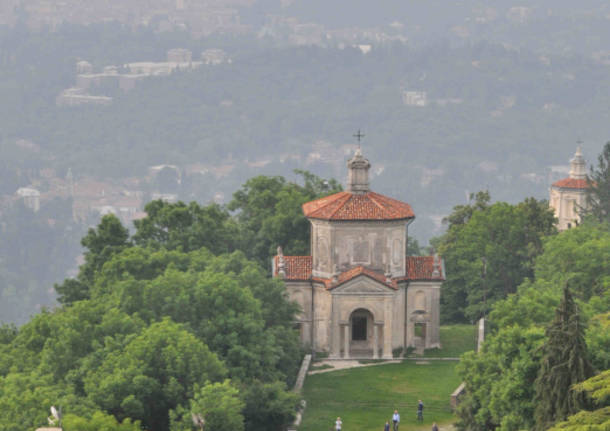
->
353;129;365;149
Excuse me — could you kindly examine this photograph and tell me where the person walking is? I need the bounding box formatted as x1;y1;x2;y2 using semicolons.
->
417;400;424;422
431;422;439;431
384;421;391;431
335;416;342;431
392;410;400;431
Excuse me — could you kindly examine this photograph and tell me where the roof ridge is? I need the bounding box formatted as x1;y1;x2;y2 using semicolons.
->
366;191;387;211
327;192;353;219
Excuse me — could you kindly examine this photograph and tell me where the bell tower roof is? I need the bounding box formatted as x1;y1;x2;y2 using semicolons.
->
347;148;371;194
551;146;588;189
569;146;587;180
302;149;414;221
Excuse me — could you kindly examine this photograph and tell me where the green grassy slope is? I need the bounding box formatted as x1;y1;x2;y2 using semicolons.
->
300;361;461;431
419;324;477;358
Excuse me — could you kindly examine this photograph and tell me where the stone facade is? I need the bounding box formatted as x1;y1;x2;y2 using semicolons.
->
274;150;443;358
549;147;589;231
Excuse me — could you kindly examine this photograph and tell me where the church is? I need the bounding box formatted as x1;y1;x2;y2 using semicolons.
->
273;149;443;359
549;147;589;231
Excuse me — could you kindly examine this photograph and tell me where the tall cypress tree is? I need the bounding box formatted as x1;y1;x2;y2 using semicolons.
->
534;285;594;431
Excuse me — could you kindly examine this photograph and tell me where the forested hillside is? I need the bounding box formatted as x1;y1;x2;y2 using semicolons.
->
445;145;610;431
0;170;343;431
2;18;610;324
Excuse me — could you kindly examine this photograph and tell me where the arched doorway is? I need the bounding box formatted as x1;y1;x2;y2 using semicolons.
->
348;308;378;358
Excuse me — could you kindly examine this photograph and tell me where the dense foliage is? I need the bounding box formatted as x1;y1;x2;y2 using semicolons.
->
455;221;610;431
533;287;594;430
438;193;557;322
585;141;610;225
0;170;347;430
546;370;610;431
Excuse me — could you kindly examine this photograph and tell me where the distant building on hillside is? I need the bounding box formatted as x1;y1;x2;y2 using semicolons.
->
274;149;442;359
201;48;230;65
56;87;112;107
549;147;589;230
167;48;192;63
16;187;41;212
402;90;428;107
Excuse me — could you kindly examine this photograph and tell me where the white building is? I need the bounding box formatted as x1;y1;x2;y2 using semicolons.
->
16;187;41;212
402;91;428;107
275;150;442;358
549;147;589;230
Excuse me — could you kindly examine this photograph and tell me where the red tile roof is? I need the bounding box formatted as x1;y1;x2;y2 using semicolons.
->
314;266;398;289
275;256;444;285
273;255;312;280
551;178;589;189
404;256;444;281
302;191;415;221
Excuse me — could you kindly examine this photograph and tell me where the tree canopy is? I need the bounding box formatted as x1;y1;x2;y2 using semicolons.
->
456;220;610;431
585;141;610;225
438;194;556;322
0;177;316;431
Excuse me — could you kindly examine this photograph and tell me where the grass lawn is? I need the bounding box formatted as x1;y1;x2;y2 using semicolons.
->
417;324;477;358
300;361;461;431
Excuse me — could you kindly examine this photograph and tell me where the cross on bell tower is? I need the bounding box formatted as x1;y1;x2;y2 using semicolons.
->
353;129;365;148
347;134;371;194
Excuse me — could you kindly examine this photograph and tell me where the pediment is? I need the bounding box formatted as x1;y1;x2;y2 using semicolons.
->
332;275;394;294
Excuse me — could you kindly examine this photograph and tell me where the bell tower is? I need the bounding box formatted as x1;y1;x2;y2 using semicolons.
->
569;146;586;179
550;146;589;230
347;148;371;194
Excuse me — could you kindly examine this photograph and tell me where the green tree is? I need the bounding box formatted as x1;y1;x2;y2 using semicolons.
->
0;370;93;431
228;171;341;268
586;312;610;371
170;380;244;431
55;214;130;304
84;319;226;431
547;370;610;431
585;142;610;224
534;286;594;431
439;197;556;322
442;190;491;228
456;325;546;431
91;247;300;382
241;380;299;431
63;411;143;431
489;222;610;330
133;200;239;255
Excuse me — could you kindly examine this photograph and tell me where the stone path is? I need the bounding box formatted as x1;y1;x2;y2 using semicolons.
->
308;357;460;375
308;359;400;374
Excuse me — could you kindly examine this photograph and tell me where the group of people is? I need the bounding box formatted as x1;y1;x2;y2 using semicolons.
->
333;400;439;431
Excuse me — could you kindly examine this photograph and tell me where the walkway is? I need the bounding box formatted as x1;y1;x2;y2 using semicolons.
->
308;357;459;375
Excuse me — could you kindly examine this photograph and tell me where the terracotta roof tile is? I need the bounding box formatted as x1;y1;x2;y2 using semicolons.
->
273;255;312;280
313;266;398;290
276;255;444;284
404;256;445;281
302;191;415;221
551;178;589;189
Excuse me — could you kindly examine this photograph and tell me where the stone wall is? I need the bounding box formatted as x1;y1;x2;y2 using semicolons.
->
311;220;408;278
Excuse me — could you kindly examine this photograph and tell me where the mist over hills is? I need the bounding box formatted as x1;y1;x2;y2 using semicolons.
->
1;0;609;323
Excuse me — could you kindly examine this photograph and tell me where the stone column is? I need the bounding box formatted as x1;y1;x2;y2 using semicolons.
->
382;322;392;359
330;321;341;359
343;324;350;359
373;324;379;359
383;300;393;359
